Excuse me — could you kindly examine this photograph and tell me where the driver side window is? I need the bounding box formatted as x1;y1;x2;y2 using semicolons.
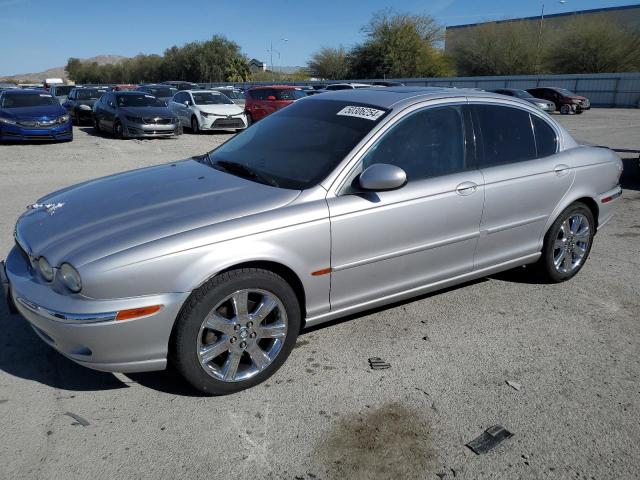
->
361;105;467;183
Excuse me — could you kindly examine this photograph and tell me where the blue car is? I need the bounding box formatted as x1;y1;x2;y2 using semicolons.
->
0;89;72;142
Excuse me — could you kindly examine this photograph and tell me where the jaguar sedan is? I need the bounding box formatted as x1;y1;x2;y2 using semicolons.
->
1;88;622;395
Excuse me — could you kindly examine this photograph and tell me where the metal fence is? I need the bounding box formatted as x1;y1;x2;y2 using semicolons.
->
202;72;640;108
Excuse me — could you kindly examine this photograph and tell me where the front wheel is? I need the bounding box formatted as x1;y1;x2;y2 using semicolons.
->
113;120;124;139
93;116;101;132
191;116;200;134
537;202;595;282
173;268;301;395
560;104;571;115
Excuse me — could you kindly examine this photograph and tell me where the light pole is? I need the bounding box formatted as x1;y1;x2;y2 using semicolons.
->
268;38;288;82
536;1;567;73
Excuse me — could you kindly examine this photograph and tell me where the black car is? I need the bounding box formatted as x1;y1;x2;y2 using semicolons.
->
161;81;199;91
63;87;109;125
92;91;181;139
137;85;178;105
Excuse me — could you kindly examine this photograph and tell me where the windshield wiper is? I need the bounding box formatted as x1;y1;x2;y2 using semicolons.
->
211;158;279;187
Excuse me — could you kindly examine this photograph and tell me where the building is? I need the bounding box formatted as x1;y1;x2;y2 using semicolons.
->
249;59;267;73
445;3;640;53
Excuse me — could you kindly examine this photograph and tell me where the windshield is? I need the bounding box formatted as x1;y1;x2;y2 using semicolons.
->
1;93;57;108
53;86;73;96
116;94;165;107
77;89;106;100
555;88;576;96
216;90;244;100
514;90;534;99
206;99;388;190
192;92;233;105
146;87;177;97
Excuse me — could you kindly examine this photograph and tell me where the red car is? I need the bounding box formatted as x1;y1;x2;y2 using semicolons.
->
244;86;307;122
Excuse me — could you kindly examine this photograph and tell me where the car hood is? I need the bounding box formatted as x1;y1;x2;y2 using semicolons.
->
16;159;301;267
197;104;244;115
1;104;65;119
119;106;174;117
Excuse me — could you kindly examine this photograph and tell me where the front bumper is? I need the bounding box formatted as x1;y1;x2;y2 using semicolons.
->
123;121;182;138
200;114;248;130
4;246;189;373
0;121;72;141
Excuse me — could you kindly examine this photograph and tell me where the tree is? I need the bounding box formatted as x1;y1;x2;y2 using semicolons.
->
451;21;540;76
348;10;452;79
545;15;640;73
307;46;349;80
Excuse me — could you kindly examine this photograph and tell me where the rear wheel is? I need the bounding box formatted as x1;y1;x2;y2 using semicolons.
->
536;202;595;282
113;120;124;139
560;104;571;115
173;268;301;395
93;116;101;132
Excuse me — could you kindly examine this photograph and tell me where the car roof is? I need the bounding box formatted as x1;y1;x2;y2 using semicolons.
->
189;90;222;94
0;89;50;95
249;85;299;90
304;86;540;110
114;91;149;96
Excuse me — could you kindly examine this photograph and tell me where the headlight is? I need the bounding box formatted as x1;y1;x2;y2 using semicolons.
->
126;115;143;123
200;111;210;117
37;257;54;282
60;263;82;293
79;104;92;111
0;117;16;125
57;114;70;124
535;102;547;108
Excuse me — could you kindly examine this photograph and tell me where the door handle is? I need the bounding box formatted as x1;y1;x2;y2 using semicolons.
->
554;164;570;176
456;181;478;196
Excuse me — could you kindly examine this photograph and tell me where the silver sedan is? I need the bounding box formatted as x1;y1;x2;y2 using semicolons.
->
1;88;623;394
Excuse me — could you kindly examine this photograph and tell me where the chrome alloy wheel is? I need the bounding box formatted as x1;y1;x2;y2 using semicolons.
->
197;289;288;382
553;213;590;273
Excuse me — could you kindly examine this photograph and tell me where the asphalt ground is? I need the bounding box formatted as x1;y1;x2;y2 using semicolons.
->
0;109;639;480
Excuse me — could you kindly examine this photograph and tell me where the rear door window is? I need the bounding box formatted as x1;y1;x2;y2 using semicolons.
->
474;104;536;167
532;115;558;158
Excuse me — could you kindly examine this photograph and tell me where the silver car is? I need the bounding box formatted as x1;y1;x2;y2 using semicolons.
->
1;88;623;395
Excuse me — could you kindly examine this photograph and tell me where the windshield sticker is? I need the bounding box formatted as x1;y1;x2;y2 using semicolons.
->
337;105;385;121
144;95;155;98
39;94;52;97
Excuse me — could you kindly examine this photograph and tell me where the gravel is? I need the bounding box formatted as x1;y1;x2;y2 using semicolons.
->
0;109;639;480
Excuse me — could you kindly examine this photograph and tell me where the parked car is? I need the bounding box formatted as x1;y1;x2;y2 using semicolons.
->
43;78;63;89
0;89;71;141
491;88;555;112
110;84;138;92
169;90;248;133
244;86;307;122
325;83;374;90
92;91;181;139
63;87;108;125
526;87;590;114
0;83;19;93
209;87;246;107
48;84;75;103
1;88;622;394
372;81;406;87
136;85;178;105
162;81;199;91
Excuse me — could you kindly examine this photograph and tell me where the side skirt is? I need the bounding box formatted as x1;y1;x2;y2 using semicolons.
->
304;253;541;328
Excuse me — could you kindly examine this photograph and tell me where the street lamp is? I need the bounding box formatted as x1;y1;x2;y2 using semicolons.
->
268;38;288;82
536;1;567;74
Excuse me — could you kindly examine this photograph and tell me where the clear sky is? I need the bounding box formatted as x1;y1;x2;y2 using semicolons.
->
0;0;637;76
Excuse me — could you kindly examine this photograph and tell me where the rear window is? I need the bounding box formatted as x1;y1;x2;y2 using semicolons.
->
77;89;106;100
1;93;57;108
53;85;73;96
474;105;536;167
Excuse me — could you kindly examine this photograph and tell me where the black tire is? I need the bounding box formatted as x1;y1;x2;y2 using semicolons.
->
173;268;301;395
575;109;584;115
191;116;200;134
113;120;124;139
245;112;252;126
536;202;595;283
93;116;101;133
560;104;571;115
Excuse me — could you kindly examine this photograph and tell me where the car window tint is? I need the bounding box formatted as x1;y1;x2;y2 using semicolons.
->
362;105;466;182
475;105;536;167
532;115;558;158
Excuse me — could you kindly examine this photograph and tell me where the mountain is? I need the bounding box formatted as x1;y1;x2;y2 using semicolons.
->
0;55;128;83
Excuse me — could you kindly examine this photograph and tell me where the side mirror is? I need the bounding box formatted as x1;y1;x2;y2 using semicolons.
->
267;95;276;101
358;164;407;191
184;101;190;107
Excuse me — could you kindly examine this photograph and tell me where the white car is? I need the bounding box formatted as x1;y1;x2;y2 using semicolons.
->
169;90;248;133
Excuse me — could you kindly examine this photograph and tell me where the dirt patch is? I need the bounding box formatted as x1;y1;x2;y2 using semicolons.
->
314;402;436;480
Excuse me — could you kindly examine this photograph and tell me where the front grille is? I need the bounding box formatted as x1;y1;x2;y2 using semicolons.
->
17;119;57;129
143;117;172;125
213;118;244;128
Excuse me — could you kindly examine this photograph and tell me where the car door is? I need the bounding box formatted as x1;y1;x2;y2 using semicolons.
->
470;102;574;269
327;103;484;311
102;94;117;130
